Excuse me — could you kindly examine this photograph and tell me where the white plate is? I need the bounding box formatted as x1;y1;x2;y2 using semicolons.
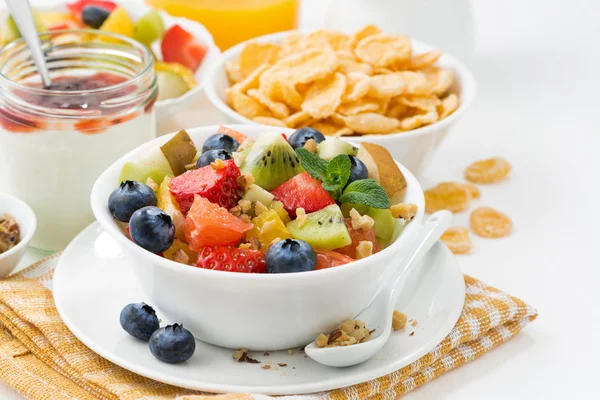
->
54;223;465;395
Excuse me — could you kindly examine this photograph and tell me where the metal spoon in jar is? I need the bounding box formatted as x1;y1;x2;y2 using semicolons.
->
5;0;52;88
305;210;452;367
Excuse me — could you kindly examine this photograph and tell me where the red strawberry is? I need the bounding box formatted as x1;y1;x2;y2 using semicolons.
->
335;219;381;258
170;159;241;213
196;246;266;273
271;172;335;218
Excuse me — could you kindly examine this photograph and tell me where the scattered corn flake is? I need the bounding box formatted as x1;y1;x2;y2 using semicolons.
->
247;88;290;119
355;33;412;67
392;310;407;331
356;241;373;259
438;93;459;119
465;157;512;184
441;227;472;254
339;113;401;134
424;182;471;213
368;72;407;98
411;320;418;327
470;207;512;238
409;50;442;70
460;182;480;199
301;72;347;119
238;42;281;77
390;203;418;220
253;116;288;127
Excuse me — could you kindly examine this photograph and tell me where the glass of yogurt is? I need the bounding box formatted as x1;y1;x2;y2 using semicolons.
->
0;30;158;251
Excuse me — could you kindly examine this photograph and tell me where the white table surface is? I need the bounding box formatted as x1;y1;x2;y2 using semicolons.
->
2;0;599;398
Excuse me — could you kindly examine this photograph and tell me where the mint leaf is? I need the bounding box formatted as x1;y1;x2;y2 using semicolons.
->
339;179;390;209
296;148;327;181
326;154;351;188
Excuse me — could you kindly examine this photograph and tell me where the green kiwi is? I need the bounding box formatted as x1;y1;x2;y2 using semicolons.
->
340;202;397;243
287;204;351;250
241;132;304;191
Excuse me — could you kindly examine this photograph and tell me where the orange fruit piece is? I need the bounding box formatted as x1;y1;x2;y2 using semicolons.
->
315;249;355;270
424;182;471;213
246;209;291;253
465;157;512;184
335;219;380;259
218;125;248;144
470;207;512;238
441;227;472;254
183;195;252;250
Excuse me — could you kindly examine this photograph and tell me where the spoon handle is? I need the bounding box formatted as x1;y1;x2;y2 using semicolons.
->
5;0;52;88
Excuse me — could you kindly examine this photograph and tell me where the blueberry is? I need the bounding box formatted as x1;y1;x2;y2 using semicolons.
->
265;238;317;273
202;134;239;153
129;206;175;254
288;127;326;150
149;323;196;363
109;180;157;222
82;6;110;29
120;302;160;341
346;155;369;187
196;149;233;168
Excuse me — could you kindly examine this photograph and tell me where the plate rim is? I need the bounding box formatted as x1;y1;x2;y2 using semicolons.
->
54;222;465;395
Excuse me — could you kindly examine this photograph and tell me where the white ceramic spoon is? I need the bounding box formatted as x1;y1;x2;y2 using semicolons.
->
5;0;52;88
305;210;453;367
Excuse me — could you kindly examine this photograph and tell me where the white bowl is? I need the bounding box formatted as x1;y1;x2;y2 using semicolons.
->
13;0;221;125
204;31;477;176
91;125;425;351
0;193;37;277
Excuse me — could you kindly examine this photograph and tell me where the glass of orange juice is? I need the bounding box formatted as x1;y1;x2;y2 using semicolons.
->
146;0;299;50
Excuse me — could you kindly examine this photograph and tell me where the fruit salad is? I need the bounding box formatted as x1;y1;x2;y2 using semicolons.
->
108;126;419;273
0;0;207;101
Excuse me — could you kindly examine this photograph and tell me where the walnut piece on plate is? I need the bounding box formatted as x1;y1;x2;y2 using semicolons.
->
0;214;19;254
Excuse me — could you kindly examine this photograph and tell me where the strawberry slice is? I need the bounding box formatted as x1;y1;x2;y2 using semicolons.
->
315;249;354;270
271;172;335;218
161;24;208;72
335;219;381;258
183;196;252;249
196;245;265;273
218;125;248;144
170;159;241;213
67;0;117;23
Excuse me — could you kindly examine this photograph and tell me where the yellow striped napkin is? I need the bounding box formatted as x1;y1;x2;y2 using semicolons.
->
0;254;537;400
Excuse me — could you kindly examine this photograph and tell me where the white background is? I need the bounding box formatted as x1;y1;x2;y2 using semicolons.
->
2;0;600;398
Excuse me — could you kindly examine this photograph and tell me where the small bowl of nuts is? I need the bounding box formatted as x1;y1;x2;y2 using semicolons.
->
0;193;37;277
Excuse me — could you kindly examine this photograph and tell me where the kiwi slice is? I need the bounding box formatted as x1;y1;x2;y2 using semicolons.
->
340;202;397;243
287;204;351;250
241;132;304;191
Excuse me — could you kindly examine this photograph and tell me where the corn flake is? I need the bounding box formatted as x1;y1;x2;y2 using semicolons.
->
226;88;269;119
424;182;471;213
439;94;459;119
238;42;281;77
305;29;351;51
339;113;401;134
301;72;347;119
396;71;431;95
343;72;371;102
276;47;339;84
311;119;345;135
368;72;407;98
355;33;412;67
409;50;442;70
225;60;244;84
400;95;440;112
247;88;290;119
441;227;472;254
232;63;269;93
284;111;312;128
400;110;438;130
349;24;382;48
470;207;512;238
427;68;455;95
337;98;380;116
465;157;512;184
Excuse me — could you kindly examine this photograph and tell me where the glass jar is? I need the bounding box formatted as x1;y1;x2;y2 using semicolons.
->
146;0;299;50
0;30;157;251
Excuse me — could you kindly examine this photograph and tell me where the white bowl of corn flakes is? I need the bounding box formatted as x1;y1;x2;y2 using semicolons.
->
204;26;477;176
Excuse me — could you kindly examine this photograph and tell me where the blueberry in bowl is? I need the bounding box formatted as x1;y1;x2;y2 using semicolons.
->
129;206;175;254
196;149;233;168
202;133;239;153
266;238;317;273
287;127;326;150
108;181;157;222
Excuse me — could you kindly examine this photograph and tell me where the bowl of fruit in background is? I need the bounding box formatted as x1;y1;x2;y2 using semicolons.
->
91;124;425;351
0;0;220;124
204;28;477;176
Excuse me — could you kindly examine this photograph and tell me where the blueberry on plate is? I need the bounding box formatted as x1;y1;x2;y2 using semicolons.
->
288;127;326;150
346;155;369;187
120;302;160;341
149;323;196;363
129;206;175;254
109;180;157;222
202;133;239;153
82;6;111;29
265;238;317;273
196;149;233;168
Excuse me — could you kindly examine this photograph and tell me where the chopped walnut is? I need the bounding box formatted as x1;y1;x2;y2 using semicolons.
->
238;199;252;214
254;201;268;216
303;138;318;153
239;214;252;224
249;236;261;250
238;138;255;152
229;205;242;217
0;213;19;254
315;319;372;348
238;243;252;250
349;208;375;231
236;173;255;191
392;310;407;331
390;203;418;220
211;158;225;170
262;364;271;370
356;241;373;259
295;208;307;228
233;348;248;362
145;177;159;192
172;249;189;265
